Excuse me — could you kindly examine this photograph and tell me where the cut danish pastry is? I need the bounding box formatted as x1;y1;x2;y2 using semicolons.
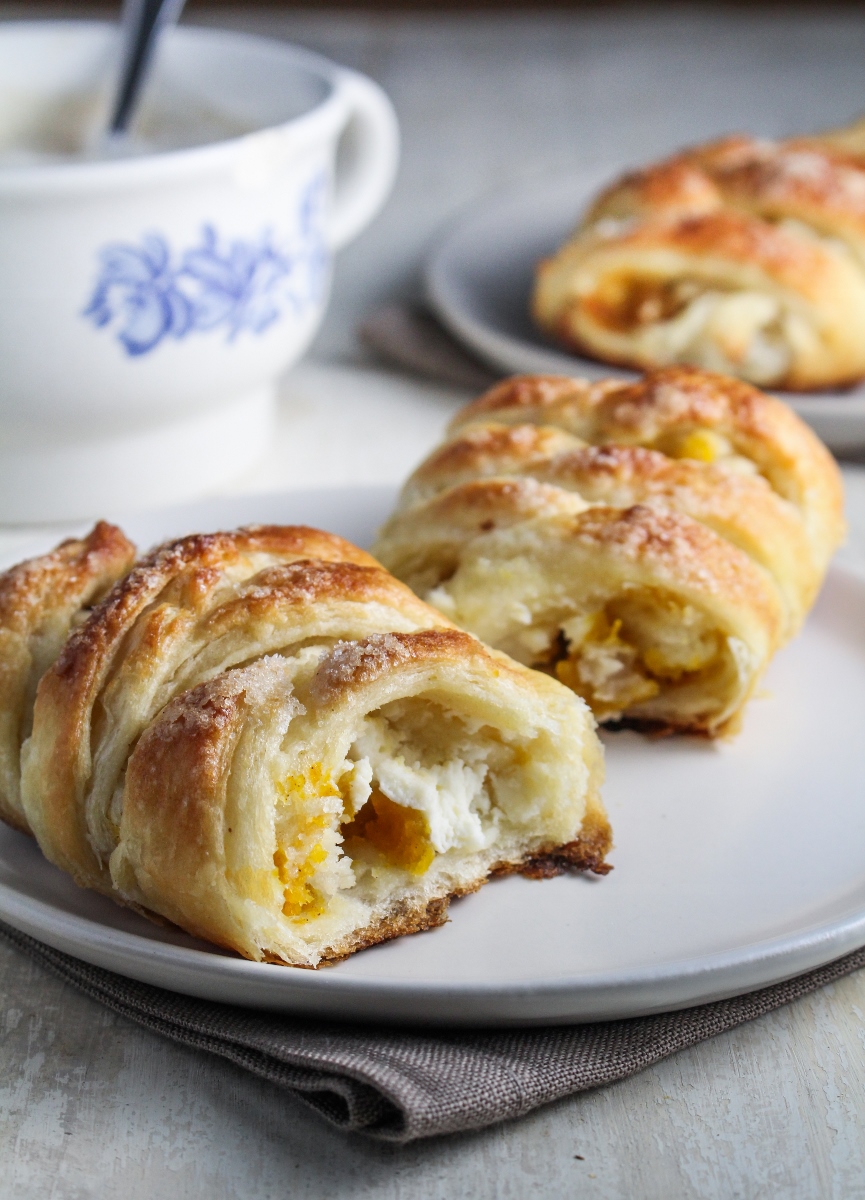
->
20;524;607;966
113;630;606;966
375;368;844;735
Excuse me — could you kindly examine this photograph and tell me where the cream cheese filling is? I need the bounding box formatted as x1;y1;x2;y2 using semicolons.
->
346;711;498;856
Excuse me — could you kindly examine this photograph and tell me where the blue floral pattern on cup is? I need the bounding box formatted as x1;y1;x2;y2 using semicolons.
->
83;175;328;357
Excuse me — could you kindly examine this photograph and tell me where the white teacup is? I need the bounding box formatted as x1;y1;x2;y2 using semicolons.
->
0;21;399;521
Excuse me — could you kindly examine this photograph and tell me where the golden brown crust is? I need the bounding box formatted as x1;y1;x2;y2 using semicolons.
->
400;422;583;510
452;365;825;445
571;504;782;630
310;896;455;966
309;628;484;703
401;431;818;635
597;209;833;289
447;367;845;575
0;521;134;631
120;639;608;967
688;137;865;262
50;526;378;688
585;157;724;224
448;373;597;434
317;805;614;966
315;803;613;963
0;522;136;833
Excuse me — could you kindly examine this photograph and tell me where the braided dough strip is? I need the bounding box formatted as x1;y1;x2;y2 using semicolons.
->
0;523;135;833
22;526;424;892
446;367;844;574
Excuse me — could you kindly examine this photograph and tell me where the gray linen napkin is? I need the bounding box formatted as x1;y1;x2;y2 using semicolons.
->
359;302;499;391
2;920;863;1143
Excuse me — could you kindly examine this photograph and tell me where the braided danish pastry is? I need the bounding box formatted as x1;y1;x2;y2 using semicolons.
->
533;117;865;389
17;525;606;967
374;368;844;735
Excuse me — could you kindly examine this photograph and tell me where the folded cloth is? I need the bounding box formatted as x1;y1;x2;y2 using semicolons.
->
2;921;863;1143
359;302;498;391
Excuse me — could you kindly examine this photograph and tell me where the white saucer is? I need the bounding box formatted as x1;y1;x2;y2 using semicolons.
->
1;486;864;1026
426;169;865;455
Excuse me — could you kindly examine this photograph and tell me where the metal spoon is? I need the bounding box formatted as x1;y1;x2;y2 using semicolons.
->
108;0;188;137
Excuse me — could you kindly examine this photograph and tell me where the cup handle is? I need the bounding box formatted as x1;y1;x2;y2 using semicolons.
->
328;71;400;252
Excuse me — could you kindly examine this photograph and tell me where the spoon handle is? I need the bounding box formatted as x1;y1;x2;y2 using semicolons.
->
109;0;188;135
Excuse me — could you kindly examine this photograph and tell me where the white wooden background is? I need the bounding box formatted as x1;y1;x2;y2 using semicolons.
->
2;6;865;1197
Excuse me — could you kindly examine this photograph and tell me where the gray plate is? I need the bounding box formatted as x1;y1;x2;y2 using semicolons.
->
426;169;865;454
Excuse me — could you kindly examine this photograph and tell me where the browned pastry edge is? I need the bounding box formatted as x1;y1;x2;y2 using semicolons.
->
570;503;783;632
444;367;845;554
586;133;865;234
584;155;724;223
280;807;613;968
0;521;135;632
414;422;581;481
0;521;137;835
286;896;458;967
448;373;594;432
503;806;613;879
593;208;832;285
451;366;807;450
202;559;455;642
49;525;379;689
535;126;865;390
127;782;611;971
310;627;484;705
678;134;865;239
120;630;609;968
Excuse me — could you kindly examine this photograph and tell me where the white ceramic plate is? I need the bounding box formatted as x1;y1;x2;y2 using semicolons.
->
426;169;865;455
2;486;864;1026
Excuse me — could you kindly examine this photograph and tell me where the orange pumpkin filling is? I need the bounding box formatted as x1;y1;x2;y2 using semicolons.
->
342;787;435;875
275;840;328;919
584;275;704;332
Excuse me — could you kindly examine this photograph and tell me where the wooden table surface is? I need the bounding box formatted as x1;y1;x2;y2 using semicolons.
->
2;6;865;1197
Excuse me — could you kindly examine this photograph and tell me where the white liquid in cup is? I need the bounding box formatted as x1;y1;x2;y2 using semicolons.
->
0;85;257;165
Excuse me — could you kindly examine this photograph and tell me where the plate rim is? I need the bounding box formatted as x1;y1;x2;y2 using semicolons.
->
3;842;865;1025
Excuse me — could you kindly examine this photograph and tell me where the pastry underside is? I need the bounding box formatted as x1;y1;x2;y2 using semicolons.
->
374;368;844;736
532;116;865;389
20;524;607;968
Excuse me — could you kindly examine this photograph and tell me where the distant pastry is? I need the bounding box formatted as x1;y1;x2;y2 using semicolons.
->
533;117;865;390
374;367;845;735
16;524;607;967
